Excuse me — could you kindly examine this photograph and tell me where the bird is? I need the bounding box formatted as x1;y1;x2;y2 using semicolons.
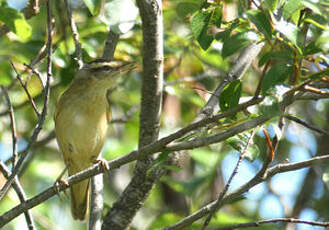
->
54;60;135;220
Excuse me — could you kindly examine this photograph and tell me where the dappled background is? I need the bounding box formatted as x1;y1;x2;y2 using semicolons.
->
0;0;329;229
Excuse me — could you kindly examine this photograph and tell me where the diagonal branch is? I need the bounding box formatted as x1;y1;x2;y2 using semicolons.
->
201;130;257;229
214;218;329;230
163;154;329;230
0;162;35;230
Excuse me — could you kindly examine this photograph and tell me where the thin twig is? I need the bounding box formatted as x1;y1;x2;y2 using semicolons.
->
0;83;60;117
4;131;55;165
0;162;35;230
165;71;218;86
9;61;40;117
163;154;329;230
0;0;54;201
0;86;18;170
64;0;83;69
110;105;140;124
24;64;44;88
284;115;329;136
202;129;257;229
303;85;329;95
253;60;270;98
214;218;329;230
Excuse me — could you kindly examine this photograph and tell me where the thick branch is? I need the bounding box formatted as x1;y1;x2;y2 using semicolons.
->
102;0;164;229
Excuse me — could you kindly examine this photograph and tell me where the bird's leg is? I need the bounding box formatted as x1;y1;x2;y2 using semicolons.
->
54;165;69;196
94;158;110;171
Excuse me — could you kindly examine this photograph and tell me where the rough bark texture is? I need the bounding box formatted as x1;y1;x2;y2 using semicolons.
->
102;0;164;229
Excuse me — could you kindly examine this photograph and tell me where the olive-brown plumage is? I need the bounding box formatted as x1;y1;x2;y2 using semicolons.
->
54;61;134;220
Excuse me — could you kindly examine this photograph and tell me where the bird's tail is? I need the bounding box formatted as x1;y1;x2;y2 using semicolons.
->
70;179;90;220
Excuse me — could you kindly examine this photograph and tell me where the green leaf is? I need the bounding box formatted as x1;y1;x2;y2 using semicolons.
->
219;80;242;112
215;20;240;41
276;22;303;53
246;10;272;40
191;11;214;50
315;30;329;52
222;32;252;57
282;0;303;20
0;6;31;41
226;133;260;161
209;6;222;28
264;0;278;11
82;0;102;16
258;50;293;67
304;41;322;56
259;95;281;116
261;63;293;95
176;1;200;18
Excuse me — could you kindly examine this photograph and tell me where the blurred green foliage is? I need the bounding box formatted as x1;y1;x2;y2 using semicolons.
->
0;0;328;229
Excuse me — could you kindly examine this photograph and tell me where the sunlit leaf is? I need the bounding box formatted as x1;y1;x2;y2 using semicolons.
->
282;0;303;19
275;21;304;53
264;0;278;11
315;30;329;52
0;6;31;41
191;11;214;50
246;10;272;40
222;32;252;57
149;213;182;230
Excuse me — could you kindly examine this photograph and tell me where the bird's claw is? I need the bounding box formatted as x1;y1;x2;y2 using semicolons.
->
94;158;110;171
54;179;69;198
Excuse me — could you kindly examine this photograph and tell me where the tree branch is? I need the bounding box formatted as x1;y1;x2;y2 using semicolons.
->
201;130;256;229
214;218;329;230
0;162;35;230
0;86;18;169
64;0;83;69
102;31;120;61
102;0;164;229
163;154;329;230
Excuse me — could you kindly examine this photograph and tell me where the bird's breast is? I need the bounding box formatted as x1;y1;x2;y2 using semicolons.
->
55;91;108;165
